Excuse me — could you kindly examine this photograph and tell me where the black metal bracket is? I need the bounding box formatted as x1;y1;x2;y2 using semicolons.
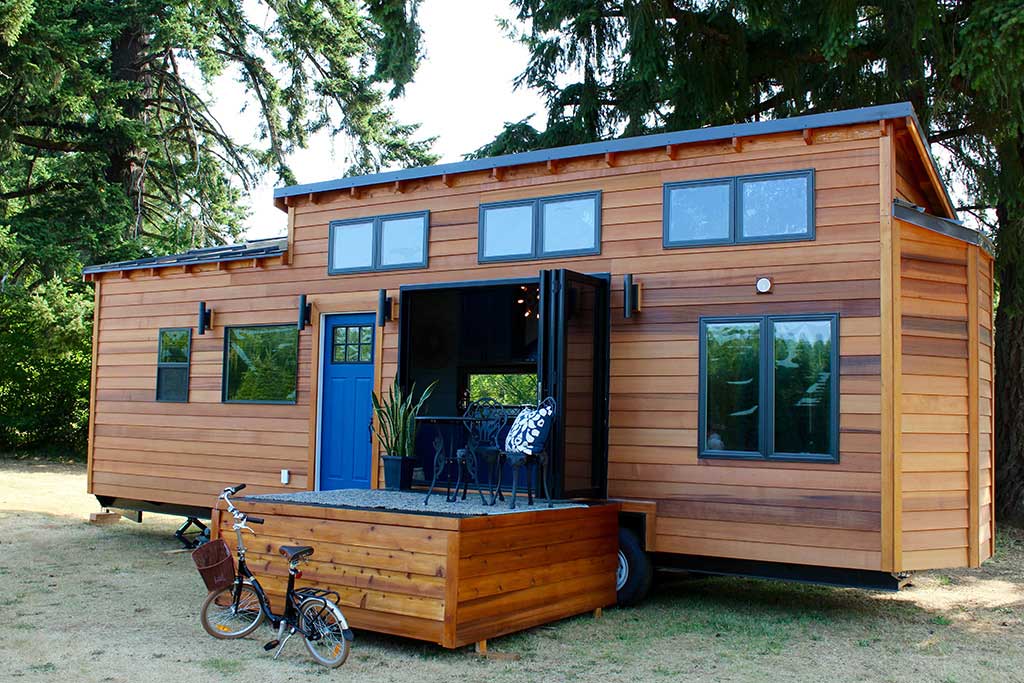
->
297;294;312;330
174;516;209;549
624;274;642;318
197;301;213;335
377;288;393;327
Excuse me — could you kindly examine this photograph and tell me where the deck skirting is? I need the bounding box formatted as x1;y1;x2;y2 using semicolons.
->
211;499;619;648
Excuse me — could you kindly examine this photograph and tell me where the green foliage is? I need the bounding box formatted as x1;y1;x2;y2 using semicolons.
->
0;1;434;454
371;378;436;457
465;116;544;159
158;329;190;364
0;281;92;455
468;373;537;406
705;322;760;452
773;323;833;455
224;326;298;403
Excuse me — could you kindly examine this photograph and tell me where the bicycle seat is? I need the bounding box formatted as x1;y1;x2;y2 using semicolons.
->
279;545;314;562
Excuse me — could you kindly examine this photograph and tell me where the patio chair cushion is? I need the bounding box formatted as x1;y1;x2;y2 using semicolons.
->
504;402;554;455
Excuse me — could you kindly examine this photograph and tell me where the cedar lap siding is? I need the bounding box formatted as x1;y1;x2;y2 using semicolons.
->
84;103;994;575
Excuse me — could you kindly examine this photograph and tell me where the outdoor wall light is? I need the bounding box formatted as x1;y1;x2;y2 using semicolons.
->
624;274;643;318
297;294;312;330
377;288;393;327
755;277;773;294
197;301;213;334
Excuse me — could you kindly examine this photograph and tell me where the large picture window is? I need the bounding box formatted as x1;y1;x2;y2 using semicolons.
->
699;314;838;462
156;328;191;402
479;191;601;262
664;169;814;248
223;325;299;403
328;210;429;274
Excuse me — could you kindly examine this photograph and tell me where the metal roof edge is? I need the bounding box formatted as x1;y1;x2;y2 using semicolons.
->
903;111;956;219
893;199;994;256
83;237;287;275
274;102;918;199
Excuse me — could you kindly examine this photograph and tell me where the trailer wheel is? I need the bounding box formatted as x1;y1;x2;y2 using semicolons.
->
616;527;652;606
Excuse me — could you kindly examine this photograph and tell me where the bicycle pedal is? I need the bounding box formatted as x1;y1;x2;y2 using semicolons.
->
263;640;280;651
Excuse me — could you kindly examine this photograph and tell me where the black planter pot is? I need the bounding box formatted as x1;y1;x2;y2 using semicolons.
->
382;455;414;491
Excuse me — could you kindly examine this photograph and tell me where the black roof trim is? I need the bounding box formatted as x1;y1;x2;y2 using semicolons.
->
274;102;953;215
893;199;994;256
83;237;287;275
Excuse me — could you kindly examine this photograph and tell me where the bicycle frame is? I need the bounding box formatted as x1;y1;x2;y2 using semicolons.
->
221;488;326;641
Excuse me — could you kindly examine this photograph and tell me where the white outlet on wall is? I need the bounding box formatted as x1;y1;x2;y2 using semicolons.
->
281;469;290;485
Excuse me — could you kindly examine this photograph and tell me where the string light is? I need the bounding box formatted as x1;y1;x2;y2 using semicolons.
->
517;284;539;319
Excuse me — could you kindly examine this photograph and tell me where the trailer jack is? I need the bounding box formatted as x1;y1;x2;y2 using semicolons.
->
174;517;209;549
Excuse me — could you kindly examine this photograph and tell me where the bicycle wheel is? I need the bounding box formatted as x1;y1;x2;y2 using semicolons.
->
200;582;265;639
299;598;351;668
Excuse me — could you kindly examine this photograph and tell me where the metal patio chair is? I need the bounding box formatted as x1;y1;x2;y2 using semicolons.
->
461;398;509;506
423;399;505;506
502;397;557;510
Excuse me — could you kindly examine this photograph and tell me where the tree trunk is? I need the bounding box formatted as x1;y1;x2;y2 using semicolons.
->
106;17;152;234
994;245;1024;524
994;136;1024;524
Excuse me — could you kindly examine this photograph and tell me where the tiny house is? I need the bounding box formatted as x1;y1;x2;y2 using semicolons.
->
84;102;995;606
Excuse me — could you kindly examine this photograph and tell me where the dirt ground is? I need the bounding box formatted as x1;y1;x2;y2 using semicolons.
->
2;458;1023;683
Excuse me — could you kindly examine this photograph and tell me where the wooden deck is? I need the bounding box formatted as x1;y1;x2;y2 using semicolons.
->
211;498;619;649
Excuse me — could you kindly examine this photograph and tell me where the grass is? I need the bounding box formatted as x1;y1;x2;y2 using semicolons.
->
199;658;246;674
2;457;1023;682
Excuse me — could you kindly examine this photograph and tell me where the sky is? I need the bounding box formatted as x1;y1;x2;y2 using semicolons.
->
219;1;547;241
206;2;981;240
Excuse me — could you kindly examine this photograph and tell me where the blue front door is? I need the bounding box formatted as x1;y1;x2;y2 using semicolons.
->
320;313;376;490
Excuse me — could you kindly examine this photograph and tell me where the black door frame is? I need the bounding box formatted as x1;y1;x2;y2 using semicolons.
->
539;269;611;499
398;272;611;500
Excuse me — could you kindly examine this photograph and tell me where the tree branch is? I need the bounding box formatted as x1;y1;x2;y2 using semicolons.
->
12;133;95;152
0;181;78;200
930;125;980;144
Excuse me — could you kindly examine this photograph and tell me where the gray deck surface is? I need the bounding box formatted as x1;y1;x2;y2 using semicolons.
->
245;488;586;516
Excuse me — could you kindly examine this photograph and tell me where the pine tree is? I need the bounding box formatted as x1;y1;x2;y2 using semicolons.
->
0;0;434;453
478;0;1024;521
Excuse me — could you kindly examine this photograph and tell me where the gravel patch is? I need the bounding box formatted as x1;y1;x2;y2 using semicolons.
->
244;488;587;516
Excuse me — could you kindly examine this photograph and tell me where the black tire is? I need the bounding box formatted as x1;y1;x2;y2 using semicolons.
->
300;598;351;668
200;582;265;639
616;527;652;606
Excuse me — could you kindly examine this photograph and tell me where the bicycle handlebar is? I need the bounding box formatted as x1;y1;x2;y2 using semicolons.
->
247;516;264;525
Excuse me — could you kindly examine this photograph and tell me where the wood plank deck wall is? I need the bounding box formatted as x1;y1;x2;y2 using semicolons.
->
87;117;988;573
211;500;617;648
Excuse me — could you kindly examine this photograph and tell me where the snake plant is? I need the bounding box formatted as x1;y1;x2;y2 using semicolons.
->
370;379;436;458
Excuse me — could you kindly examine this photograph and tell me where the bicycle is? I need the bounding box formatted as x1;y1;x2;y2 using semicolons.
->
198;484;353;668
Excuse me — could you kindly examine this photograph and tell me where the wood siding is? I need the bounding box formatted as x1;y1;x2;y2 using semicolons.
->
977;247;996;562
895;221;993;570
87;115;990;574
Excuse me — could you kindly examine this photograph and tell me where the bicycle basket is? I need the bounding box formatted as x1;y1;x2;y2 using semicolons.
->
191;538;235;592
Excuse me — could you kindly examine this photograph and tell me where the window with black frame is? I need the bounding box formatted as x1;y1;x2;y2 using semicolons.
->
479;191;601;262
328;210;429;274
156;328;191;402
222;325;299;403
700;314;838;462
332;324;374;364
664;169;814;248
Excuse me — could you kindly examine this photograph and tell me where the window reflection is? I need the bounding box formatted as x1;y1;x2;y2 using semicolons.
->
773;320;832;455
740;175;810;238
705;321;760;453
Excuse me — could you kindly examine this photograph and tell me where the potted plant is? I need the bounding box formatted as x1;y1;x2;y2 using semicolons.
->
371;378;436;490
